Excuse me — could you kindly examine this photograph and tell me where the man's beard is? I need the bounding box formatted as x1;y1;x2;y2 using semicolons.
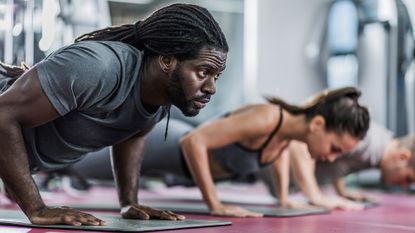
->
167;69;210;117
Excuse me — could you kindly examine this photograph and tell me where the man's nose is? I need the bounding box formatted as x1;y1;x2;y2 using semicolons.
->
202;77;216;95
327;154;337;163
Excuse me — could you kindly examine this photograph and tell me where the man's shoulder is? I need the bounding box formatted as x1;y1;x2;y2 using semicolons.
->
57;41;143;59
42;41;143;75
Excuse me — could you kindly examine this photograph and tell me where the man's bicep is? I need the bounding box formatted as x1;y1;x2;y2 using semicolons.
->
0;68;60;127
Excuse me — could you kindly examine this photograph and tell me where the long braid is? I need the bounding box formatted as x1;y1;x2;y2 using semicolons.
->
1;3;228;79
75;3;228;60
0;61;29;79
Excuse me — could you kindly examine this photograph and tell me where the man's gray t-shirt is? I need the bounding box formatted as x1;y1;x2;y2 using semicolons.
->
20;41;167;171
315;123;393;183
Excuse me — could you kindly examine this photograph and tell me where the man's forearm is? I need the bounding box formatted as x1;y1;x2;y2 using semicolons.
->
0;123;45;216
111;136;146;207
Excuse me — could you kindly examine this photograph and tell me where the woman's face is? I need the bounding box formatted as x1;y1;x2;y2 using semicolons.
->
305;116;359;162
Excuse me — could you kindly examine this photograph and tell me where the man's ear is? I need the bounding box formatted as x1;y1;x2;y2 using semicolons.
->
309;115;325;133
159;55;177;73
398;148;411;161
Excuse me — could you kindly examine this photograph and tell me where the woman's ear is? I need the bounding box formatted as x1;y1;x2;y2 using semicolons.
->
309;115;326;133
159;55;177;73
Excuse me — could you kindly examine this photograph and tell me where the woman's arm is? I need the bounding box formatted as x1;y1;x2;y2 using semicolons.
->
289;141;324;202
180;104;280;217
333;178;369;202
289;141;364;210
271;149;291;207
333;178;347;197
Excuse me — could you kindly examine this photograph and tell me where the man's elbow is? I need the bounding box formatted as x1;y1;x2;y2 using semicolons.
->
0;111;19;130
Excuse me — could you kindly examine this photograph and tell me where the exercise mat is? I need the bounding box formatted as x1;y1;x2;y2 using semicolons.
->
69;202;330;217
0;210;231;232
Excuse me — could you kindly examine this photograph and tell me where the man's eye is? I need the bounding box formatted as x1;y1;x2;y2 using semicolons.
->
213;72;222;81
199;70;208;77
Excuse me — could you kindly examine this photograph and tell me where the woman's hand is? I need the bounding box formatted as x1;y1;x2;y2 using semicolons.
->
279;201;317;210
341;191;371;202
310;195;365;211
210;204;263;217
29;206;105;226
121;204;185;220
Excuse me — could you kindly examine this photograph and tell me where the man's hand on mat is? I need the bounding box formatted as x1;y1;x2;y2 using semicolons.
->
29;206;105;226
210;204;263;218
121;204;185;220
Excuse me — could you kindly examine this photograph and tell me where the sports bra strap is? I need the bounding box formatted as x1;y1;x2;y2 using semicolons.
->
259;105;283;150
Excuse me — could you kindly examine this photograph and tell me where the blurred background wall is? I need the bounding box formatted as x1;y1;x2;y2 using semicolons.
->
1;0;415;135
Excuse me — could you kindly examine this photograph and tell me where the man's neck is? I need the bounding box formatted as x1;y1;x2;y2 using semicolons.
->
139;60;170;109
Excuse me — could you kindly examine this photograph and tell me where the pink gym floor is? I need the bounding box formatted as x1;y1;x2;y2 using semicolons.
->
0;187;414;233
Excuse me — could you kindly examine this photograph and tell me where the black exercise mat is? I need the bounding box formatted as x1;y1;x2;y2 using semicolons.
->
152;203;330;217
0;210;231;232
69;202;330;217
361;200;380;209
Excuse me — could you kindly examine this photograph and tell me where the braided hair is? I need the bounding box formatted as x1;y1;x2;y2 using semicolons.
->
266;87;370;140
0;3;228;79
0;61;29;79
75;3;229;61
